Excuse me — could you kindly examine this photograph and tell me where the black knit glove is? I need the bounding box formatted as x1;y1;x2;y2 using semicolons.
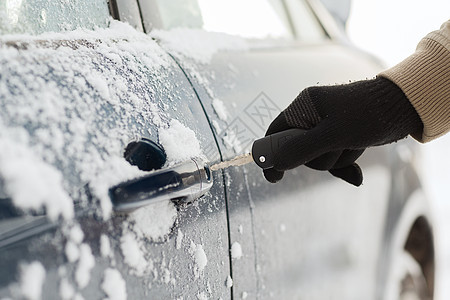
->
263;77;423;186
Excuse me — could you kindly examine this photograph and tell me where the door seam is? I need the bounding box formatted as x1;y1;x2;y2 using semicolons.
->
166;53;234;300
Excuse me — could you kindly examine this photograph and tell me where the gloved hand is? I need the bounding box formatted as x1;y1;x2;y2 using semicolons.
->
263;76;423;186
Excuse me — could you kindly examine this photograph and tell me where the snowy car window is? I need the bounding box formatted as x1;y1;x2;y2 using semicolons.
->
152;0;292;39
0;0;110;35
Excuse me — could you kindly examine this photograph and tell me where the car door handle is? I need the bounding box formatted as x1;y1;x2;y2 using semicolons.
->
110;158;213;213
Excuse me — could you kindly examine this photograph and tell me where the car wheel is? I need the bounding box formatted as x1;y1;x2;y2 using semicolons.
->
383;191;434;300
396;250;431;300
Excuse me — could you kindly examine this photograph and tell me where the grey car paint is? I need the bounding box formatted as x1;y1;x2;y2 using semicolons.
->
142;0;429;299
0;8;231;299
0;0;432;299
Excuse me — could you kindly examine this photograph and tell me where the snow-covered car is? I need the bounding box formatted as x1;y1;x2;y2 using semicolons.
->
0;0;435;299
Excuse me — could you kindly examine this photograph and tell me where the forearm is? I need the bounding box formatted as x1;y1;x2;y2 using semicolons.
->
379;20;450;142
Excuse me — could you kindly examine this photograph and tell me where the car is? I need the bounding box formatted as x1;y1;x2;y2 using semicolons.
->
0;0;435;299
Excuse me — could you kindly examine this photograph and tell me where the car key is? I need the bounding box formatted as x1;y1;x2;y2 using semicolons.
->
251;128;306;169
210;128;306;170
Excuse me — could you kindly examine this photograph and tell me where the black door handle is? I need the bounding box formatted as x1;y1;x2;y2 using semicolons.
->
110;158;213;213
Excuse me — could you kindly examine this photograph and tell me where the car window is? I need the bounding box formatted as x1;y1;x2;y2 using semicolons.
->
152;0;292;39
284;0;326;42
0;0;110;35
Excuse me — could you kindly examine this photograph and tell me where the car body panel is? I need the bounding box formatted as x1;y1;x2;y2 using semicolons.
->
0;21;231;298
147;3;403;297
0;0;432;299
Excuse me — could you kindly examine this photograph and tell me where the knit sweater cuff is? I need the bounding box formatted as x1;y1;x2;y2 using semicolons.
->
379;37;450;143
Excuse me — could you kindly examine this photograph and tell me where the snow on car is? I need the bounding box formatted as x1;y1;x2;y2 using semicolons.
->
0;1;435;299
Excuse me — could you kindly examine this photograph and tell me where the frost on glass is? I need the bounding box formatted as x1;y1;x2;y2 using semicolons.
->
0;0;109;35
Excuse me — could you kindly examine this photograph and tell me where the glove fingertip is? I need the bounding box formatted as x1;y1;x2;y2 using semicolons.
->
265;113;290;136
329;163;363;187
263;168;284;183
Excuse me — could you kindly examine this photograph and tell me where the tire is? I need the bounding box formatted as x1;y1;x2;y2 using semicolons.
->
382;190;434;300
396;251;431;300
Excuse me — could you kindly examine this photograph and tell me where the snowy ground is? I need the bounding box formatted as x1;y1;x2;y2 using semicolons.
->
347;1;450;299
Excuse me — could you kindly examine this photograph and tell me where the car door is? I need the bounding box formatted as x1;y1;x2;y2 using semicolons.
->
0;1;231;299
141;0;396;298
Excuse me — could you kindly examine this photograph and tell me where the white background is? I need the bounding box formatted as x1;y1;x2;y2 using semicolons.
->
346;2;449;299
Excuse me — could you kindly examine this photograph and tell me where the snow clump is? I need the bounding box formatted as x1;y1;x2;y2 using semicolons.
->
226;275;233;288
190;242;208;278
75;244;95;289
176;229;184;250
212;98;229;121
102;268;127;300
59;278;76;300
159;119;203;163
130;200;177;242
231;242;243;260
0;20;171;219
222;128;245;154
0;134;73;220
120;231;150;276
19;261;46;300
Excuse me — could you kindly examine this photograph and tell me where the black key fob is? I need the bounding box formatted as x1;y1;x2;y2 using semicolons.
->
252;128;306;169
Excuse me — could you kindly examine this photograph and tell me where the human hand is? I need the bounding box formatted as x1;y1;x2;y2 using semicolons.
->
263;77;423;186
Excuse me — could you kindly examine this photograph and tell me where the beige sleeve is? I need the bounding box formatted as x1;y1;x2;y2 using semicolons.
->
379;20;450;143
